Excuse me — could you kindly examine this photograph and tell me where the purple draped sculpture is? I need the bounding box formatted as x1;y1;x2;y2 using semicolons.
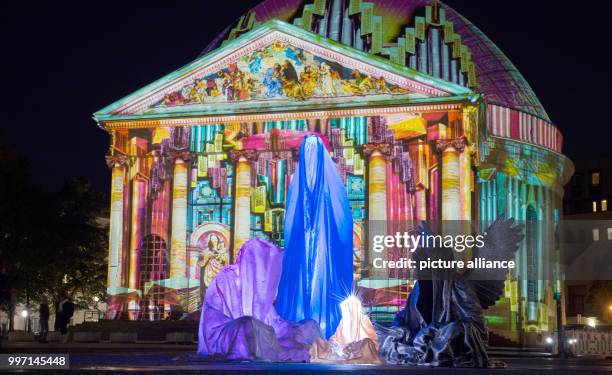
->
198;238;321;361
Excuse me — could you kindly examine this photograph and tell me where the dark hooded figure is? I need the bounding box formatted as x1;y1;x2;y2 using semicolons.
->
276;135;354;339
379;217;524;368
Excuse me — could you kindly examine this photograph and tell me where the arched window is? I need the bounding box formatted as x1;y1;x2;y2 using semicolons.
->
138;234;169;320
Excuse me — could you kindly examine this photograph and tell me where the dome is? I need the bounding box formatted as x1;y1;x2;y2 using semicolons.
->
202;0;550;122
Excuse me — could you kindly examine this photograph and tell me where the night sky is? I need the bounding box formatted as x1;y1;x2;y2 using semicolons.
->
2;0;610;193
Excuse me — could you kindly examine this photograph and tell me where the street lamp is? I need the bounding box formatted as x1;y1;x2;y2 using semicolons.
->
92;296;102;321
20;309;28;332
586;317;597;328
545;336;553;344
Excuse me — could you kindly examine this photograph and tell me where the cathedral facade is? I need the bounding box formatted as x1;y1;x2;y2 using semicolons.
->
95;1;572;344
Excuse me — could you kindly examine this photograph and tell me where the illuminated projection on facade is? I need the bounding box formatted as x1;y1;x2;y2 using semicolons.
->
95;1;572;341
150;41;410;107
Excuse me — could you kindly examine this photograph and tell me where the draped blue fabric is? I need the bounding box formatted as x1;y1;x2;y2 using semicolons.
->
276;135;354;339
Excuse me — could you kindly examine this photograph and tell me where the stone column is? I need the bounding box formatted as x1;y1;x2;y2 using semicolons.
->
459;144;473;220
437;138;469;265
414;183;427;221
363;143;392;276
307;118;317;132
105;155;127;293
169;151;192;279
436;138;468;221
363;143;392;218
255;122;264;134
230;150;257;262
127;167;148;321
319;118;329;135
414;139;428;221
369;150;387;216
129;177;147;291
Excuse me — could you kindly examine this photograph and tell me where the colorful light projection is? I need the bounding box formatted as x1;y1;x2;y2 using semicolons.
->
104;104;483;320
103;109;569;337
97;2;572;341
476;136;570;333
152;41;410;108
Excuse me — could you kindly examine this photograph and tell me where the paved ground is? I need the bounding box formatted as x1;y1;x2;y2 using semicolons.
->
74;356;612;374
1;340;197;353
1;351;611;374
2;341;610;374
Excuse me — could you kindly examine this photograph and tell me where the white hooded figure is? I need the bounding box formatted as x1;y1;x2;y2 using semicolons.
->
309;295;382;364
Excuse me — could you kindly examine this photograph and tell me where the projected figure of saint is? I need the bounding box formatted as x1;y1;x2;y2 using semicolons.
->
316;62;337;96
284;46;304;66
248;50;264;74
198;234;227;298
281;60;305;99
263;65;283;97
276;135;354;338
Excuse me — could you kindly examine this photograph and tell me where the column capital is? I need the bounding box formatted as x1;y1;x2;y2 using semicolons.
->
105;154;128;169
230;149;258;162
362;142;393;159
168;149;193;163
435;136;469;154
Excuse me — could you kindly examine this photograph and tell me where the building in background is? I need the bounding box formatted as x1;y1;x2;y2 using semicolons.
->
564;157;611;217
94;1;573;346
563;156;612;326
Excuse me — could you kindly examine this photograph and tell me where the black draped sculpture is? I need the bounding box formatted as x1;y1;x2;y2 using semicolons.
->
379;217;524;367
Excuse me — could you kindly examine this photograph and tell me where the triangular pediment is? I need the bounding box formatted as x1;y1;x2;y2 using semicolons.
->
95;20;471;122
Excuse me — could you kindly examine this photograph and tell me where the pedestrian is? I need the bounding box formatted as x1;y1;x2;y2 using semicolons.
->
56;292;75;343
39;297;50;343
0;262;10;343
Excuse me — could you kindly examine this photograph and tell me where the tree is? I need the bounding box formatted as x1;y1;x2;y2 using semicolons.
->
0;140;108;329
586;280;612;322
42;179;109;309
0;141;36;330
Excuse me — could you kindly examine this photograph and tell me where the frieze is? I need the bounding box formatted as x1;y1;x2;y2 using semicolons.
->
148;40;410;110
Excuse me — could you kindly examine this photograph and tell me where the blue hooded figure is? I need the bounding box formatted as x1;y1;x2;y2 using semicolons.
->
276;135;354;339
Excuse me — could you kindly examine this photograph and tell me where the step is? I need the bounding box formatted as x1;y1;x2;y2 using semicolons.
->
166;332;195;344
109;332;137;343
8;331;36;342
73;332;102;343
